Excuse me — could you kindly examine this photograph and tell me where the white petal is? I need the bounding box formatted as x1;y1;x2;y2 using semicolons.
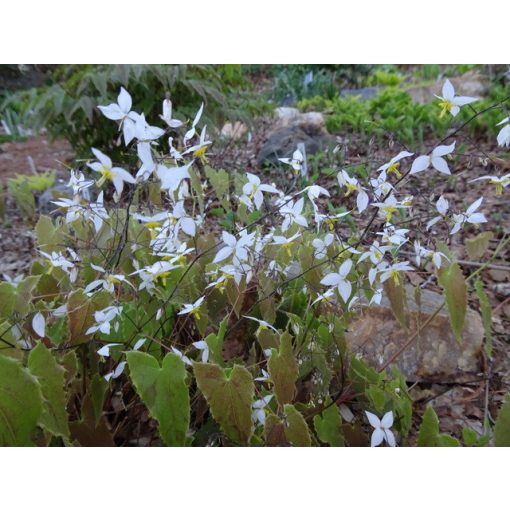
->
320;273;341;286
381;410;394;428
117;87;132;113
454;96;477;107
339;258;353;277
466;197;483;215
213;246;234;264
338;280;352;303
98;104;124;121
384;429;396;447
431;157;451;175
410;155;430;174
32;312;46;338
357;190;369;213
365;411;381;428
371;428;384;447
432;142;455;157
467;213;487;224
442;79;455;100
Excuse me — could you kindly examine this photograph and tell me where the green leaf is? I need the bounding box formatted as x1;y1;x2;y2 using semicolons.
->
264;414;286;446
417;405;440;447
313;401;344;446
474;279;492;358
90;373;108;426
67;289;111;345
35;215;63;252
0;353;42;446
284;404;311;447
383;275;408;330
438;262;467;342
0;283;16;319
28;343;70;440
494;393;510;447
417;405;459;446
127;352;190;446
465;231;493;260
193;362;254;445
268;331;298;407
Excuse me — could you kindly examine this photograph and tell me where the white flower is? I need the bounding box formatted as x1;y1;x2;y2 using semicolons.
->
435;79;477;117
171;347;192;366
280;197;308;232
377;151;414;177
97;87;138;145
252;394;273;426
496;117;510;147
279;148;304;175
86;306;123;336
410;142;456;175
270;232;301;256
312;233;334;260
178;296;205;320
240;173;279;211
192;340;209;363
97;343;122;357
365;410;396;447
312;289;335;306
32;312;46;338
450;197;487;235
469;173;510;196
320;259;353;303
132;112;165;143
160;98;183;129
84;264;131;294
243;315;278;333
87;148;135;201
426;195;449;230
213;231;255;264
337;170;369;213
378;261;414;285
131;261;178;291
183;103;204;146
104;361;127;382
378;224;409;246
255;369;270;382
371;194;409;222
157;161;192;194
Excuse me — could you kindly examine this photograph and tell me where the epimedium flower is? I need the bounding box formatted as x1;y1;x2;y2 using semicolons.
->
279;197;308;232
178;296;205;321
320;259;353;303
337;170;369;213
469;173;510;196
252;395;273;427
213;230;255;264
377;151;414;178
192;340;209;363
86;306;123;336
279;148;304;175
243;315;278;333
435;79;478;117
240;173;279;211
97;87;138;145
312;233;334;260
87;148;135;202
270;232;301;257
426;195;449;230
160;98;183;129
450;197;487;235
410;142;456;176
365;410;396;447
378;261;414;285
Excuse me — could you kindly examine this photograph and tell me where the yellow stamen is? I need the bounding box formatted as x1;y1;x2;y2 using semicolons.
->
193;146;209;165
438;99;453;118
387;162;401;178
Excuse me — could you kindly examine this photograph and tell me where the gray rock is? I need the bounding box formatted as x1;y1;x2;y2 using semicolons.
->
257;125;335;167
345;286;484;383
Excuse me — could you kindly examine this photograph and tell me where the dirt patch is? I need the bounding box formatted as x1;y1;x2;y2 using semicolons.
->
0;134;73;180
